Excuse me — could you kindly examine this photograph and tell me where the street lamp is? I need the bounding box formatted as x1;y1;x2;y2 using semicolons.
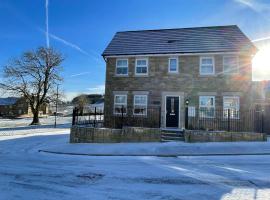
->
185;99;189;106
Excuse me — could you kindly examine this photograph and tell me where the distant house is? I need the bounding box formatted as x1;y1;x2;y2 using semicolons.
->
102;25;257;129
0;97;48;118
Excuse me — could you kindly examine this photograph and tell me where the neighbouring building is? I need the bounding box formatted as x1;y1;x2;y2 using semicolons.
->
0;97;48;118
102;25;257;129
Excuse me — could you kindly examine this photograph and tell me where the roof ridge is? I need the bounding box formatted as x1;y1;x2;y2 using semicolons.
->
116;25;238;34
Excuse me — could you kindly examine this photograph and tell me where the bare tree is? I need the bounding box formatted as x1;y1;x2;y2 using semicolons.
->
0;47;64;125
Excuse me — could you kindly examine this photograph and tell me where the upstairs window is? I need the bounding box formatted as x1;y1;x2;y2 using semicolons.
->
114;95;127;114
116;59;128;75
199;96;215;118
135;58;148;75
223;96;240;119
200;57;215;75
168;58;178;73
223;56;239;74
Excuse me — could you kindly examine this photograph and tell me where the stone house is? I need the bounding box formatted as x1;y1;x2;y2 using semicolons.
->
0;97;48;118
102;25;257;129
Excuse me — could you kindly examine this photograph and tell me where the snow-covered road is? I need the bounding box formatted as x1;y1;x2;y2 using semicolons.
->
1;131;270;200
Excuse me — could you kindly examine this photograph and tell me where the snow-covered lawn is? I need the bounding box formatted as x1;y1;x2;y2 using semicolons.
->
1;131;270;199
0;116;72;128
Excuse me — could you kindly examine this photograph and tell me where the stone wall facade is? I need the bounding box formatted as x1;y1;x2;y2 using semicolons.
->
70;126;161;143
104;54;253;128
184;130;267;142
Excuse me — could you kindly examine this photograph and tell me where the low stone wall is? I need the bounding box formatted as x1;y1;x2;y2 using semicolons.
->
70;126;161;143
184;130;267;143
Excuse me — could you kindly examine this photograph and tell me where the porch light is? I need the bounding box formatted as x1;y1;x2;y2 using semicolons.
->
185;99;189;106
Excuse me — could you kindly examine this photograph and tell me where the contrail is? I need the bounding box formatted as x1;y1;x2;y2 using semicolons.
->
45;0;49;48
252;36;270;42
70;72;91;77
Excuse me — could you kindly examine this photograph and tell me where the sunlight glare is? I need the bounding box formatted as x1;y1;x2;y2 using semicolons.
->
252;45;270;80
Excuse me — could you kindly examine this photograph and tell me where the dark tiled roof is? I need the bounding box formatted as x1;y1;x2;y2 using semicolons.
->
102;25;256;56
0;97;19;106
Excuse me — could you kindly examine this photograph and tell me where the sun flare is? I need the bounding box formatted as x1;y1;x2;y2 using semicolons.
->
252;45;270;80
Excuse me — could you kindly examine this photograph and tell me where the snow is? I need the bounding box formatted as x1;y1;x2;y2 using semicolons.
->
0;130;270;199
41;138;270;156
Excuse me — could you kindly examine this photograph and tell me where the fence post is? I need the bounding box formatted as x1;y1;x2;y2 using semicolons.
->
261;110;264;133
121;105;124;129
94;107;97;128
185;106;189;129
72;108;76;126
228;109;231;132
158;106;161;128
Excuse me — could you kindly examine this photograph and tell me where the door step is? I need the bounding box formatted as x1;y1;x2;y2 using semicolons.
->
161;129;184;142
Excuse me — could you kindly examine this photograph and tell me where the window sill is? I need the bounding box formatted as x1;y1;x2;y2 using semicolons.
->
114;74;129;77
198;74;217;77
134;74;149;77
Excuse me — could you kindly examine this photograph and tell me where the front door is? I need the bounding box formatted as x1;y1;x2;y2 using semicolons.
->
166;96;179;128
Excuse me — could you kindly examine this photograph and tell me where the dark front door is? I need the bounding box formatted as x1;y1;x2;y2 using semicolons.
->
166;96;179;128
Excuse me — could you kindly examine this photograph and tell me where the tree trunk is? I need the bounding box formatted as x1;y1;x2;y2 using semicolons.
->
31;110;40;125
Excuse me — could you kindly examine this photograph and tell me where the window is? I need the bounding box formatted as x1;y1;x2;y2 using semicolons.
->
223;96;240;119
200;57;215;75
116;59;128;75
188;106;196;117
168;58;178;73
199;96;215;118
135;58;148;75
223;56;239;74
133;95;147;115
114;95;127;114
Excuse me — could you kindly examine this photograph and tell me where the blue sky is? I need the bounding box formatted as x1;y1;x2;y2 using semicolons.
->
0;0;270;100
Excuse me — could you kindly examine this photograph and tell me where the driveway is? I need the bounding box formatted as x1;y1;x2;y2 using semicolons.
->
0;131;270;199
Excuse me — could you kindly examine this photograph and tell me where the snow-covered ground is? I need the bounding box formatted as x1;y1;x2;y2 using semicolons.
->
0;116;72;128
1;130;270;199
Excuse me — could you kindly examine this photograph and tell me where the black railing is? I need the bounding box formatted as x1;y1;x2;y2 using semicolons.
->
72;106;161;129
186;107;264;133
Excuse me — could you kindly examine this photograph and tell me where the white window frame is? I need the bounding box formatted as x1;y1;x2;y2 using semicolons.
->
114;94;127;115
115;58;128;76
223;56;239;74
168;57;179;73
199;96;215;118
223;96;240;119
135;58;148;76
200;56;215;75
133;95;148;116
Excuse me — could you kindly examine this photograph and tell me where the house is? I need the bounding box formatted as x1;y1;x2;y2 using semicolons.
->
102;25;257;129
0;97;48;118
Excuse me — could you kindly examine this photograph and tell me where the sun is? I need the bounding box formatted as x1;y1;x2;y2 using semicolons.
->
252;44;270;80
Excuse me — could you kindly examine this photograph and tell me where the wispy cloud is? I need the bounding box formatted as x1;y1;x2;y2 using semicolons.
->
234;0;270;12
70;72;91;77
45;0;49;48
252;36;270;42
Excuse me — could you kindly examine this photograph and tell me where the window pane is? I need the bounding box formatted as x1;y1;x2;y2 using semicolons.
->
137;60;147;66
114;105;127;114
134;95;147;105
224;57;238;73
201;65;213;74
117;60;127;67
116;67;127;75
199;107;215;118
200;97;214;107
136;66;147;74
202;58;213;65
224;97;239;109
115;95;126;104
134;106;147;115
169;59;177;71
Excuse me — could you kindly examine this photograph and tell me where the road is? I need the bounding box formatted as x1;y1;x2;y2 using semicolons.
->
0;130;270;200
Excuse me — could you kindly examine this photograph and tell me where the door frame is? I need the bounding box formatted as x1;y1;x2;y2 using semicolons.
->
164;95;181;128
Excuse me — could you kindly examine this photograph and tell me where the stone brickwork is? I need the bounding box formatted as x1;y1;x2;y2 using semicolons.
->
104;54;253;128
70;126;161;143
184;130;267;143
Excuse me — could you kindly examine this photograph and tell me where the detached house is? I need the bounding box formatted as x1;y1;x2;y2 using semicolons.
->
102;25;257;129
